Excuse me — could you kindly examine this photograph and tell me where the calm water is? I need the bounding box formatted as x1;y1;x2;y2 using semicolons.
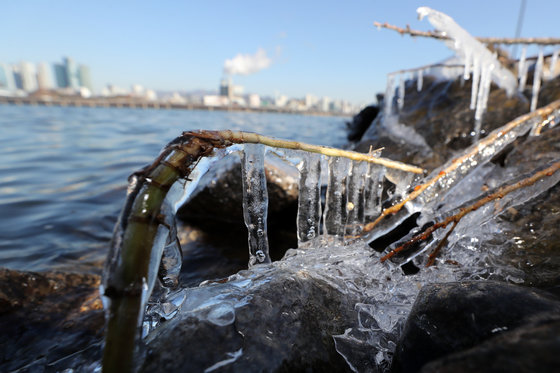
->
0;104;348;274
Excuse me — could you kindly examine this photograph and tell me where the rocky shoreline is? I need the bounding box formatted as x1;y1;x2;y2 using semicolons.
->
2;70;560;372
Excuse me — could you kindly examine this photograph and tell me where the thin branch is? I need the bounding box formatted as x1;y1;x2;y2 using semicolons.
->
374;21;560;46
380;160;560;263
362;99;560;234
189;130;425;174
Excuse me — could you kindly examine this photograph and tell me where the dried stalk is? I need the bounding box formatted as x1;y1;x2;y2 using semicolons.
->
362;99;560;235
102;130;421;373
380;160;560;263
374;21;560;45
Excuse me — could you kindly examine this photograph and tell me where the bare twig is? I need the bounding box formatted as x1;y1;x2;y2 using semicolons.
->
380;160;560;263
374;21;560;45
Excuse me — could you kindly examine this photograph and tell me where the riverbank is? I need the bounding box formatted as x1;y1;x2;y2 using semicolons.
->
0;95;352;118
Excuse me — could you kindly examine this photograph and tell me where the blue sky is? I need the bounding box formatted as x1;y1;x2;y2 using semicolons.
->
2;1;560;105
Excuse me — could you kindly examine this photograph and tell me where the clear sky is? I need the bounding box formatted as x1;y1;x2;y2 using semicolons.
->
2;1;560;105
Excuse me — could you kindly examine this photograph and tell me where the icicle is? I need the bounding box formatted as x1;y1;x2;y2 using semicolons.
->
417;7;517;96
296;152;322;248
345;161;368;237
384;74;395;117
474;64;493;136
470;57;481;110
241;144;271;266
531;48;545;112
363;164;386;223
323;157;349;241
517;46;527;89
397;75;406;110
463;47;472;80
548;49;560;80
417;69;423;92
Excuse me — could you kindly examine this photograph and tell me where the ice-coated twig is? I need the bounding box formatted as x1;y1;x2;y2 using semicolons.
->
373;21;560;45
380;160;560;264
209;130;424;174
361;99;560;235
101;129;422;372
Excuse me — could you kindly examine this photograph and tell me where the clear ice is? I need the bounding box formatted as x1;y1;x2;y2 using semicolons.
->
296;152;322;248
548;49;560;80
518;46;528;91
417;69;424;92
324;156;350;241
417;7;517;134
530;48;544;112
241;143;271;266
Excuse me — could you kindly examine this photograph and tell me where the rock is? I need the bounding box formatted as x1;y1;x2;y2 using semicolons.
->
140;265;357;372
420;313;560;373
0;268;104;372
356;75;530;171
346;105;380;142
391;281;560;373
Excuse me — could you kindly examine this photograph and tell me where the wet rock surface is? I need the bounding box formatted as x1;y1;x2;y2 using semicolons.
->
141;268;355;373
355;76;532;170
420;314;560;373
391;281;560;373
0;268;103;372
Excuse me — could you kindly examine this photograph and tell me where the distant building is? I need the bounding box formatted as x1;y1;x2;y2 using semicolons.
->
78;64;92;91
64;57;79;89
19;62;37;92
54;63;69;88
220;78;232;98
0;63;16;91
248;93;261;108
37;62;53;90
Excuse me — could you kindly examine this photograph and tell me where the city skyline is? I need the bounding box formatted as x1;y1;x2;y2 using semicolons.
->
2;1;560;105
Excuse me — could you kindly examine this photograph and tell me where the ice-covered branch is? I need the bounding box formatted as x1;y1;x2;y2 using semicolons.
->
362;98;560;235
374;21;560;46
380;160;560;264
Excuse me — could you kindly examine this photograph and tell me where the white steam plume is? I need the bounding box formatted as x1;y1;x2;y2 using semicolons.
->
223;48;272;76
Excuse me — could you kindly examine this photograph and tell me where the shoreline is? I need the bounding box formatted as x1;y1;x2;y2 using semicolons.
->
0;95;354;118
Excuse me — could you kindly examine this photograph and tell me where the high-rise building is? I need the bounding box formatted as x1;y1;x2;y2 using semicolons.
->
37;62;53;90
0;63;16;91
220;78;232;98
64;57;79;89
54;63;69;88
19;61;37;92
78;64;92;91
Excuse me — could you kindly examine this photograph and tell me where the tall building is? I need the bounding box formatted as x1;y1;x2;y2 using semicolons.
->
78;64;92;91
19;61;37;92
54;63;69;88
0;63;16;91
37;62;53;90
220;78;232;98
64;57;79;89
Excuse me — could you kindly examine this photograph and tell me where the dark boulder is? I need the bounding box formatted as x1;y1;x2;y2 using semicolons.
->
0;268;103;372
347;104;380;142
420;313;560;373
140;267;356;372
391;281;560;373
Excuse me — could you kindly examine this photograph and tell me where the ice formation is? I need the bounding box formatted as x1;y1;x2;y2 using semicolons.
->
103;103;560;371
518;46;529;91
530;48;544;112
548;49;560;80
296;152;322;247
416;7;517;135
416;69;424;92
241;144;271;266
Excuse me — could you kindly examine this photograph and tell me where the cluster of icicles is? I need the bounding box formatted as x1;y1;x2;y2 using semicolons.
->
141;144;418;334
384;7;560;136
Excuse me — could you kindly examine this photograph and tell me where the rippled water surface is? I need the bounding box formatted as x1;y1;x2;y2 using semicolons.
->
0;105;348;273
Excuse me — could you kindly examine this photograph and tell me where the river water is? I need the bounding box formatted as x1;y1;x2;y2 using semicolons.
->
0;105;348;274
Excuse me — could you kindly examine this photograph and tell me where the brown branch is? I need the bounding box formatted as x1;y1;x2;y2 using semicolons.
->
362;99;560;235
374;21;560;45
380;160;560;263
